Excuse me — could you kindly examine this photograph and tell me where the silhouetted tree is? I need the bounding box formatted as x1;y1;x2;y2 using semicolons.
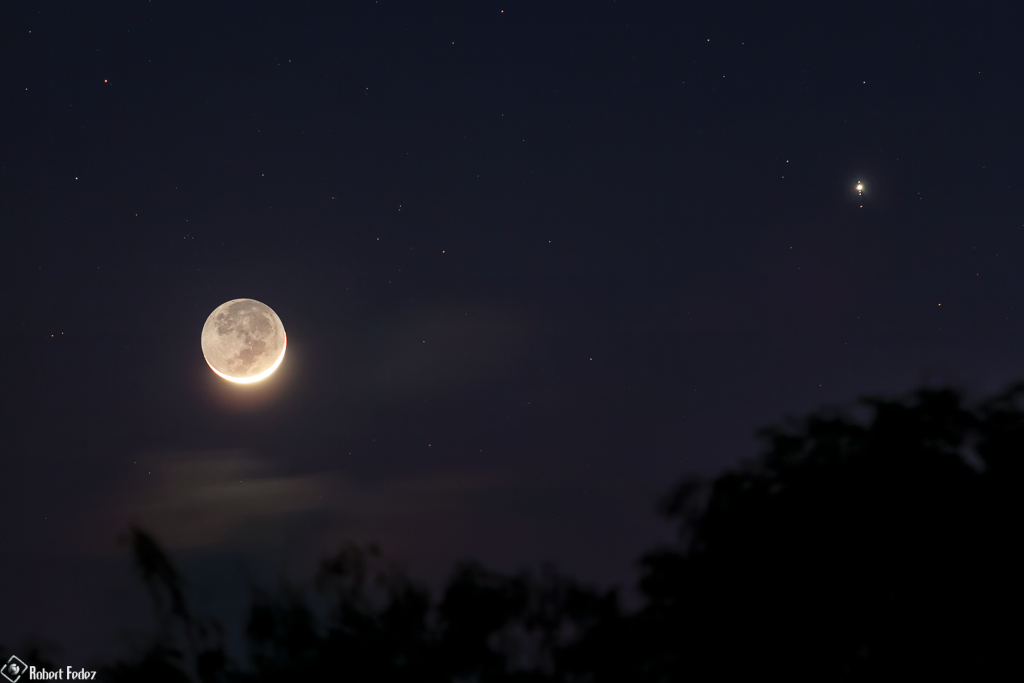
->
569;386;1021;679
99;527;228;683
95;384;1021;680
239;547;613;682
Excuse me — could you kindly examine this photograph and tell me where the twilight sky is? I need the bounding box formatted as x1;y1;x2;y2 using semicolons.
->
3;0;1024;661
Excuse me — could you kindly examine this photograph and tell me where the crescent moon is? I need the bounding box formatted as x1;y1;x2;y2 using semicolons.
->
205;335;287;383
200;298;287;383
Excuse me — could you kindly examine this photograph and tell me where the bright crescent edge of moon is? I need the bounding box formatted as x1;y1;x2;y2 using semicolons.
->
206;334;287;384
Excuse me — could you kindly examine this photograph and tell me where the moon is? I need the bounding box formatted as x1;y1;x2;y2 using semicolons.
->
201;299;287;383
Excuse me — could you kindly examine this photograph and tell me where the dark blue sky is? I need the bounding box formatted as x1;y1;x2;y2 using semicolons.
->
3;0;1023;661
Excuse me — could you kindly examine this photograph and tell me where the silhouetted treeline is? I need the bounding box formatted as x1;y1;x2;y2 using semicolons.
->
103;534;614;682
577;385;1021;678
12;385;1022;679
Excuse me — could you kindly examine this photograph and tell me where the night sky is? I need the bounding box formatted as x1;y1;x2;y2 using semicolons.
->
3;0;1024;661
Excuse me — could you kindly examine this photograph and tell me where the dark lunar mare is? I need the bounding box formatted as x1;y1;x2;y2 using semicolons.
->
214;301;274;372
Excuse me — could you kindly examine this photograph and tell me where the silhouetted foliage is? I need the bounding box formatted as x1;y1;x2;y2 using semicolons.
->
235;548;613;682
589;386;1022;679
98;528;229;682
9;384;1018;680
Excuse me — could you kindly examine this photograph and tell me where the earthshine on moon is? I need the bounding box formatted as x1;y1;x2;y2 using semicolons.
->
201;299;287;383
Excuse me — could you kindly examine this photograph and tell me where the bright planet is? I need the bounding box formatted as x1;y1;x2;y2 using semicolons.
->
200;298;287;383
